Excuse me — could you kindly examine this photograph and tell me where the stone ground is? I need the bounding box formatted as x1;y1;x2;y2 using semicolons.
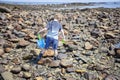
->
0;3;120;80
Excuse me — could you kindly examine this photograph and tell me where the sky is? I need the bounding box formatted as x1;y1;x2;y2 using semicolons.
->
1;0;120;2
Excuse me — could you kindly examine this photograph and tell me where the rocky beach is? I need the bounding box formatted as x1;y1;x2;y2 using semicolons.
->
0;3;120;80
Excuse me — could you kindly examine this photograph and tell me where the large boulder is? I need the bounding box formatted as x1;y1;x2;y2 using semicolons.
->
0;6;11;13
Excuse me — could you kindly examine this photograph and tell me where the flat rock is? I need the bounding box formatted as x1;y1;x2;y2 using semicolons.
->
4;47;12;53
35;76;44;80
23;72;32;79
60;59;73;67
1;71;14;80
57;53;68;60
0;65;5;73
18;39;29;47
43;49;54;57
0;6;11;13
104;32;116;39
22;64;30;71
11;66;21;74
49;60;60;68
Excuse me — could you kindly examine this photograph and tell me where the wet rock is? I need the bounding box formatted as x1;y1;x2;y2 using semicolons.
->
84;42;93;50
1;71;14;80
0;6;11;13
60;59;73;67
23;72;32;79
11;66;21;74
22;64;30;71
49;60;60;68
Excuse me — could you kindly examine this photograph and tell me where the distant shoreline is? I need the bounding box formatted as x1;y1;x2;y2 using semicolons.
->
0;2;120;10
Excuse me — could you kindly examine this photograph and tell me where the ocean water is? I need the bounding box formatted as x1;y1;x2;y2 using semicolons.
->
80;2;120;9
0;1;120;9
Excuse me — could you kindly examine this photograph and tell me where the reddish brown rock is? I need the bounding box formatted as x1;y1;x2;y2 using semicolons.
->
49;60;60;68
43;49;54;57
4;47;12;53
18;39;29;47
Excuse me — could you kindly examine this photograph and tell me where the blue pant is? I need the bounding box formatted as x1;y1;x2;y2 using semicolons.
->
45;36;58;50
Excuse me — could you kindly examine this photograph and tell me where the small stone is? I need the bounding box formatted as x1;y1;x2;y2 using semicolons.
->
35;76;44;80
11;66;21;74
75;69;86;73
57;53;68;60
61;68;66;74
18;39;29;47
66;67;75;73
49;60;60;68
85;42;93;50
1;71;14;80
60;59;73;68
0;48;4;56
23;72;32;79
22;54;33;60
22;64;30;71
104;32;115;39
116;49;120;57
104;75;117;80
4;47;12;53
0;65;5;73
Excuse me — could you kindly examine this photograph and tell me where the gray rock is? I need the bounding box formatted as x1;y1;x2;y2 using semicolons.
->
0;65;5;73
66;67;75;73
22;64;30;71
11;66;21;74
0;6;11;13
77;55;88;63
23;72;32;79
49;60;60;68
1;71;14;80
104;75;118;80
57;53;68;60
60;59;73;68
